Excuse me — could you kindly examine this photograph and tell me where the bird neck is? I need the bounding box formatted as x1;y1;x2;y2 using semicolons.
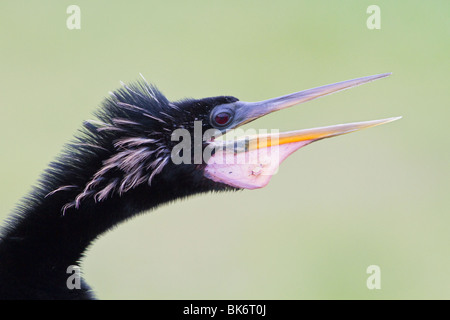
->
0;161;220;298
0;83;237;298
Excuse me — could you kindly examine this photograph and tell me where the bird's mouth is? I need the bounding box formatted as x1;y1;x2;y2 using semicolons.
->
204;73;401;189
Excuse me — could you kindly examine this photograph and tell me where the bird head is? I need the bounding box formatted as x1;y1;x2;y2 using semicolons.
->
55;73;399;213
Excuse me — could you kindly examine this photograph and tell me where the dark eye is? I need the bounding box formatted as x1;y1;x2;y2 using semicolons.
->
214;112;231;126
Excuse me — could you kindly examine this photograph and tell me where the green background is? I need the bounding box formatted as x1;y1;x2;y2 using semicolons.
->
0;1;448;299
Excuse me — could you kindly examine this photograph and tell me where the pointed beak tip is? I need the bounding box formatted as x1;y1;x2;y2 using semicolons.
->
387;116;402;123
369;72;392;82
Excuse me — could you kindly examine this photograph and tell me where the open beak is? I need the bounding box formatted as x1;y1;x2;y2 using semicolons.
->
204;73;401;189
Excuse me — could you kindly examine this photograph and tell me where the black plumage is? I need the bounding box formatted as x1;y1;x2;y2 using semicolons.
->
0;80;238;299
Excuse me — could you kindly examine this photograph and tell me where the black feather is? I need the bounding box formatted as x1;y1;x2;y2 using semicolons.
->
0;80;238;299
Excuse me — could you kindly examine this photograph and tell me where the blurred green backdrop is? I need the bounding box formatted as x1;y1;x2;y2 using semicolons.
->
0;0;449;299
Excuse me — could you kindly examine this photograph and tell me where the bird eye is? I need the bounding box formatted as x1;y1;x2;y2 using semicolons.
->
213;112;232;126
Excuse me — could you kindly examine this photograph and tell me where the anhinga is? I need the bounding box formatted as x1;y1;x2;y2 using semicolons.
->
0;73;399;299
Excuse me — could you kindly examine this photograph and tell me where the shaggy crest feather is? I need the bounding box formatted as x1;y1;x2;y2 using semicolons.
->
45;80;181;214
